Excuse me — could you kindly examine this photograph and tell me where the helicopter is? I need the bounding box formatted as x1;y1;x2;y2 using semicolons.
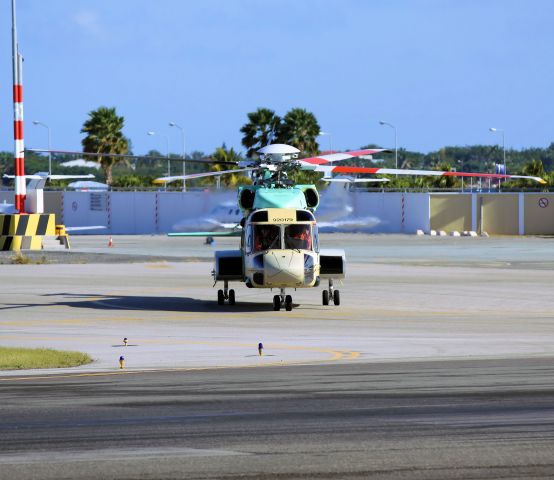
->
156;143;545;311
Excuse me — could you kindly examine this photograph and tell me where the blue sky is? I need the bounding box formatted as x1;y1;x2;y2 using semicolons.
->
1;0;553;157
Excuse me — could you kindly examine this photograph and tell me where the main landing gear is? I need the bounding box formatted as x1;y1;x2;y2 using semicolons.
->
273;288;293;312
322;279;340;306
217;280;235;305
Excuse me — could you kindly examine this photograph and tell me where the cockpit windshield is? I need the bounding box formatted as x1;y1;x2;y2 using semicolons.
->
284;224;312;250
253;224;281;251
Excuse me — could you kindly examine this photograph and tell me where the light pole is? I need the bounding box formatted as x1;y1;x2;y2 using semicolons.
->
379;120;397;170
489;127;506;174
318;131;332;152
169;122;186;191
32;120;51;175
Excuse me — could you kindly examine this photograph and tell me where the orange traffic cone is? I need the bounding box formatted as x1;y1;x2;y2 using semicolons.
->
108;236;113;247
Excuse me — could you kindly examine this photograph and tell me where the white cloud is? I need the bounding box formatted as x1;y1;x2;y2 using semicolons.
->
73;10;102;37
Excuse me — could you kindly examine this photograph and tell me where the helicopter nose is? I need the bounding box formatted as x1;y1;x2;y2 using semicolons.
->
264;250;304;287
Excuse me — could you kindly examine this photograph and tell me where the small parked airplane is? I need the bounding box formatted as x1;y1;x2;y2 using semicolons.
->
3;172;94;214
170;179;384;235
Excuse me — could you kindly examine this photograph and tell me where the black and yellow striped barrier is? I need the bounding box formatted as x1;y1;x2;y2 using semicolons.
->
0;235;43;251
0;214;57;251
0;235;42;250
0;214;56;236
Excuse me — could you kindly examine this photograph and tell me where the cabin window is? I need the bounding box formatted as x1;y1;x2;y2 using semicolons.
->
251;211;269;222
284;224;312;251
296;210;314;221
245;225;253;253
312;224;319;252
253;224;281;251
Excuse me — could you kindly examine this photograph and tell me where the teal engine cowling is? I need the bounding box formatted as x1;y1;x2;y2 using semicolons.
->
238;185;319;212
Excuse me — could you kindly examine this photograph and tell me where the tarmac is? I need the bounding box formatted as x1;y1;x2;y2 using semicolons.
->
2;359;554;480
1;234;554;375
2;233;554;479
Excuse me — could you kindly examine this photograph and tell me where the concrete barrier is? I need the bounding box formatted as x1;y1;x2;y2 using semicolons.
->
523;193;554;235
0;213;56;251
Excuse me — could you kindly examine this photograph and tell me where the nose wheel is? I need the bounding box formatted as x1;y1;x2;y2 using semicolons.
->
273;289;293;311
217;281;236;305
322;279;340;306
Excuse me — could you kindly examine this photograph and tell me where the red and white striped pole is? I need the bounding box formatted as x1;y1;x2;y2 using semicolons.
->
12;0;26;213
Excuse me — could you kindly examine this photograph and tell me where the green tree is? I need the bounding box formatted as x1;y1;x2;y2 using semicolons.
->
201;144;251;187
280;108;320;156
415;161;460;189
111;174;155;188
522;158;546;179
288;169;323;187
81;106;129;185
240;108;282;158
518;158;550;189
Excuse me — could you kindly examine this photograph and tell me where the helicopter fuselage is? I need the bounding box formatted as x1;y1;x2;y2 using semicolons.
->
242;208;320;289
213;203;345;311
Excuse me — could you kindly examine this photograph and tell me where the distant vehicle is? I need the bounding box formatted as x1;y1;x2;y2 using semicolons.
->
67;180;109;191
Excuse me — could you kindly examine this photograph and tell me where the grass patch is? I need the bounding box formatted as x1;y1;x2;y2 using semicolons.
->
0;347;93;370
10;253;49;265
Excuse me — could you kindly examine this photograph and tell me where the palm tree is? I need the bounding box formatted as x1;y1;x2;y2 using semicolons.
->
280;108;320;156
201;144;251;187
522;158;546;179
81;106;129;185
416;161;459;189
521;158;549;188
240;108;283;158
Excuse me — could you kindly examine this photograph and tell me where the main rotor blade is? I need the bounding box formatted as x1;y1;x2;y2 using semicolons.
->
154;167;256;184
300;148;392;165
3;173;95;180
310;165;546;184
169;231;242;237
48;174;96;180
25;149;237;165
322;177;390;183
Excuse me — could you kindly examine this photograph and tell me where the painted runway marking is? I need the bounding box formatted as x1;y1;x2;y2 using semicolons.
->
0;357;355;382
0;345;361;382
0;447;246;464
0;334;357;357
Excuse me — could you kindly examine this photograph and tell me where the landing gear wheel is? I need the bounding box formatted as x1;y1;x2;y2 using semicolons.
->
228;289;236;305
322;290;329;306
285;295;293;311
217;289;224;305
273;295;281;311
333;290;340;306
